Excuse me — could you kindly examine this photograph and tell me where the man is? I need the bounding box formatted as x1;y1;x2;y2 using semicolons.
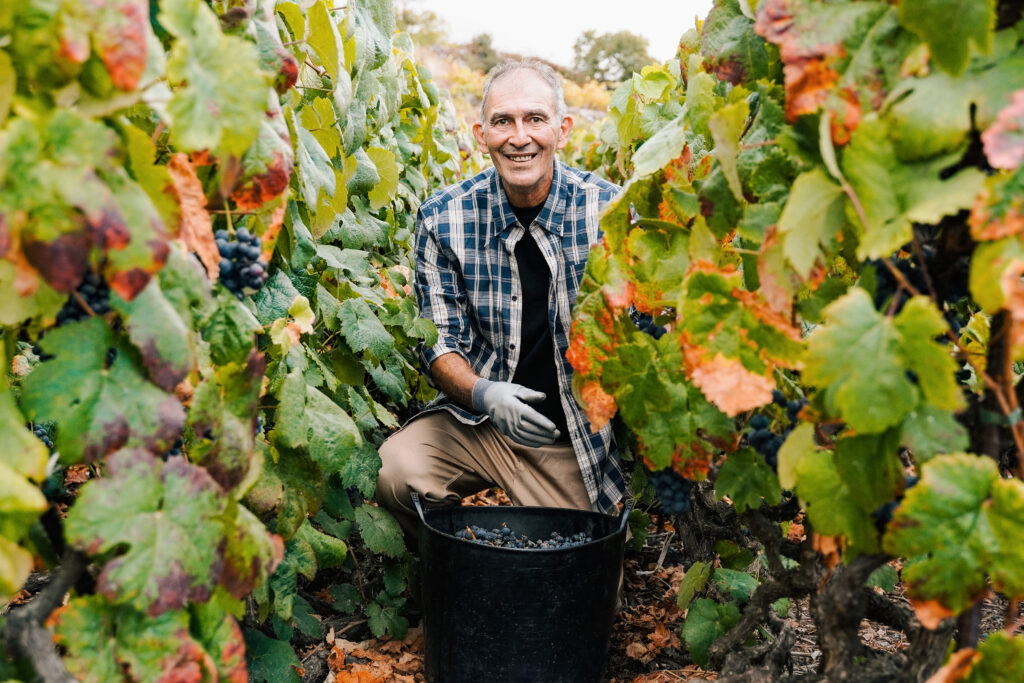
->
376;59;625;541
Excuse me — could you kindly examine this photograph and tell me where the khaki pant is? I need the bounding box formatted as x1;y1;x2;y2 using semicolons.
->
375;411;593;542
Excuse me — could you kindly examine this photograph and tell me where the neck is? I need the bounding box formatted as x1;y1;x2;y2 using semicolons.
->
501;178;553;208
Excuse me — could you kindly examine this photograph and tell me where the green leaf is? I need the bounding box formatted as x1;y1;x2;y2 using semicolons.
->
113;278;195;392
683;598;741;668
708;99;749;202
795;447;879;555
295;120;336;209
220;502;284;600
295;517;347;570
700;0;780;86
677;561;712;612
778;423;815;491
0;50;13;126
161;0;269;156
778;169;846;279
715;448;782;513
897;0;995;76
243;628;302;683
21;319;185;463
354;504;406;558
367;146;399;210
306;0;341;81
0;535;34;603
833;430;904;513
342;441;382;498
900;405;969;462
328;584;361;613
804;289;917;432
714;540;755;571
866;564;899;592
306;386;362;473
894;297;965;412
203;292;262;366
884;454;1024;613
65;450;226;615
367;592;408;639
53;597;219;683
965;631;1024;683
713;568;759;604
0;458;48;542
245;442;324;538
191;601;249;683
0;391;47;481
340;297;395;358
631;115;686;178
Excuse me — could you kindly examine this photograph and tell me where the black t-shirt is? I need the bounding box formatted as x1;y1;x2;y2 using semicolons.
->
509;203;569;438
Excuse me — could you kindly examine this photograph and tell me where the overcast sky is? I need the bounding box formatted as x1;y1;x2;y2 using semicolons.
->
410;0;716;67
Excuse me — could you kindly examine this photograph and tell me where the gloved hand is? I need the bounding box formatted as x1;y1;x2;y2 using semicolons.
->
472;379;561;447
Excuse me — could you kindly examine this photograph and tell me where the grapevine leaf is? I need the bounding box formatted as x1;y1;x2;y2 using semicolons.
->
713;568;759;603
220;501;284;600
893;297;964;412
21;319;185;462
244;442;324;538
887;42;1024;161
966;631;1024;682
970;238;1024;314
367;593;408;639
191;601;249;683
778;422;815;491
708;99;749;202
354;504;406;558
341;441;383;498
677;561;712;612
165;152;217;280
161;0;268;156
232;101;294;210
306;385;362;473
0;261;65;326
982;90;1024;170
340;297;395;358
252;270;302;326
113;277;195;392
777;169;845;279
683;598;741;668
367;146;400;211
867;564;899;592
0;459;47;542
832;430;903;513
307;0;341;81
631;115;686;178
700;0;780;86
51;597;213;683
65;450;227;616
0;50;12;125
715;447;782;513
0;390;47;481
804;289;917;432
842;117;986;260
294;120;336;208
269;535;317;621
0;535;35;605
883;454;1011;613
295;517;347;569
900;405;969;462
243;629;302;683
795;448;879;555
203;291;262;366
897;0;995;77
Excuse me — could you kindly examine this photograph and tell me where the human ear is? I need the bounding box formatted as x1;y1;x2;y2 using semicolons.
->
556;114;574;151
472;121;488;152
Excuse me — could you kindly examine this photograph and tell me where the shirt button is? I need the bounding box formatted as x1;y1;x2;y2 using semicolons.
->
510;343;516;350
512;295;518;302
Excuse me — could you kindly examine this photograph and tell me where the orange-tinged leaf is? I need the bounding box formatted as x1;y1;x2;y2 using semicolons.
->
167;153;219;282
1000;259;1024;357
981;89;1024;170
580;380;617;432
231;100;293;211
910;597;956;631
925;647;979;683
95;0;149;92
689;352;774;416
813;533;841;571
970;182;1024;242
625;640;651;660
259;203;287;262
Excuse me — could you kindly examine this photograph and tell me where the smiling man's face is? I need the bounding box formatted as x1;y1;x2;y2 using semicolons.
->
473;69;573;207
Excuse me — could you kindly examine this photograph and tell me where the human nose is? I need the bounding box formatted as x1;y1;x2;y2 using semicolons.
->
509;119;530;146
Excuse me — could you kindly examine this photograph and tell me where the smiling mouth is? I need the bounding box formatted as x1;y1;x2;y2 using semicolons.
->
504;152;537;163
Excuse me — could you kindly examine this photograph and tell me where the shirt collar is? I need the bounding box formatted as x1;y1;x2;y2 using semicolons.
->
488;161;569;237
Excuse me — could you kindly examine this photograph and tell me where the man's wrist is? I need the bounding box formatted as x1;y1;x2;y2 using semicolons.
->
471;378;493;413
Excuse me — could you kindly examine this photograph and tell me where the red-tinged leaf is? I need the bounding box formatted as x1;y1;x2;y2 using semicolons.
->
167;153;219;281
94;0;149;91
0;213;10;259
579;380;617;432
756;225;800;317
112;277;196;391
689;352;775;417
192;603;249;683
65;450;227;616
220;502;284;599
982;90;1024;170
21;228;91;294
50;596;217;683
999;258;1024;358
970;173;1024;242
912;598;957;632
231;99;293;211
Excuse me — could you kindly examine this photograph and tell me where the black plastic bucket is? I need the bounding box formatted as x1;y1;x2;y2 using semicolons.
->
412;493;631;683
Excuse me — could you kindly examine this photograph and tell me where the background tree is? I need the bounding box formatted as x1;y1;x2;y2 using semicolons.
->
467;33;500;74
396;0;448;47
572;30;654;83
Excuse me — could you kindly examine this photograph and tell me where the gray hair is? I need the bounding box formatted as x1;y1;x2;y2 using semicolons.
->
479;59;568;125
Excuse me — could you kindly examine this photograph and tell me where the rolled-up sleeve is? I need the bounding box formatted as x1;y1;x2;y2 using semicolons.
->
413;208;471;375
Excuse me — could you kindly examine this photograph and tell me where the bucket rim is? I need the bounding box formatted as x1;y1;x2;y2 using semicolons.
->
411;494;632;554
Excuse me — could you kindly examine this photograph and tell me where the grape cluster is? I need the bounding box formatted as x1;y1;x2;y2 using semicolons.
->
216;228;269;299
32;424;54;452
647;467;693;514
633;312;667;340
872;475;919;533
56;271;111;325
748;390;806;472
162;438;184;461
453;524;593;549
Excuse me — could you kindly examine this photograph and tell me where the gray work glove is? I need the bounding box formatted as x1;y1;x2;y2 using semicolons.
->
472;379;561;447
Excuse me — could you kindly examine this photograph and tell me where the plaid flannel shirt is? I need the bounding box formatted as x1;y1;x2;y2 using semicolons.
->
412;161;625;514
